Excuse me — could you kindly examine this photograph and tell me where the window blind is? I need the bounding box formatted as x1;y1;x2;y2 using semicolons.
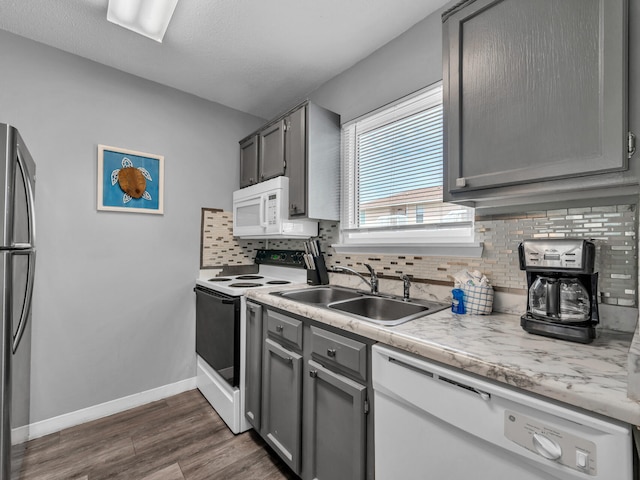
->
341;84;474;236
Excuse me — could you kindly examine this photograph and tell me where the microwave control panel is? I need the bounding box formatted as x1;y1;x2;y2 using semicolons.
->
504;410;597;475
267;194;277;226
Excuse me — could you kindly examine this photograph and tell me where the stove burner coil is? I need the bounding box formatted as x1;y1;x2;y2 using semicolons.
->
228;282;263;288
266;280;291;285
236;275;264;280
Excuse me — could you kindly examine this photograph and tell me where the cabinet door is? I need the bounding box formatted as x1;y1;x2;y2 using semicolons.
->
245;302;263;430
262;338;302;474
304;360;367;480
260;120;286;181
239;135;259;188
443;0;628;199
285;105;307;217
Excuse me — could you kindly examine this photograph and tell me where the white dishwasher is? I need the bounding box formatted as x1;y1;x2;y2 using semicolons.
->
372;345;633;480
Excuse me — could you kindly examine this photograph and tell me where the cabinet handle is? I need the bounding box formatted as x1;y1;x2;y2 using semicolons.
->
309;370;318;378
276;324;284;332
327;348;336;357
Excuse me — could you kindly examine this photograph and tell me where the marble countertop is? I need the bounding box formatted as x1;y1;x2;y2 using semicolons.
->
246;284;640;426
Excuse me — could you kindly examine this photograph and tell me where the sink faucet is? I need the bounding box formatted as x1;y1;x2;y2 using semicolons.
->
400;274;411;301
334;264;379;295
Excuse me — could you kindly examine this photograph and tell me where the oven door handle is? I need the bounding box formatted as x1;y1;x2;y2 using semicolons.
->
222;299;235;305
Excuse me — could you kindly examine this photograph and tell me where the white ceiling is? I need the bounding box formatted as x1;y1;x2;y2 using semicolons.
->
0;0;449;119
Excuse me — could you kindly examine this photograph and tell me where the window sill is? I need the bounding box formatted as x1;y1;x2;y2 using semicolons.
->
331;242;484;258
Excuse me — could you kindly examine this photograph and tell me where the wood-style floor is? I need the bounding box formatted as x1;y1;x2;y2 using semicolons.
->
18;389;299;480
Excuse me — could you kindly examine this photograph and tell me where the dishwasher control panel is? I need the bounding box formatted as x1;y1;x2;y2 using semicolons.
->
504;410;597;475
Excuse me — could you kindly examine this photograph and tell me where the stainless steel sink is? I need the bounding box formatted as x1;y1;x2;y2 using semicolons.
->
272;285;448;326
328;296;443;326
275;286;363;304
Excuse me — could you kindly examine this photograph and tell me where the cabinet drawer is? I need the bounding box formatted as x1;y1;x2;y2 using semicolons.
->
310;326;367;381
266;310;303;350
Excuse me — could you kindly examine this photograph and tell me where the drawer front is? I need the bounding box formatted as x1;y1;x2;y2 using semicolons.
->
310;326;367;381
266;310;303;350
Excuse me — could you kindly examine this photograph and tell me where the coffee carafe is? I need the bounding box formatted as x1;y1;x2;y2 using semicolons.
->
519;239;599;344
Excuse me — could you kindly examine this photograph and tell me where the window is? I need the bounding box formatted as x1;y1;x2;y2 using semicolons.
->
338;83;478;254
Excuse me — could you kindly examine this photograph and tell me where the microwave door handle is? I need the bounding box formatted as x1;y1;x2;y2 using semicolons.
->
260;194;268;228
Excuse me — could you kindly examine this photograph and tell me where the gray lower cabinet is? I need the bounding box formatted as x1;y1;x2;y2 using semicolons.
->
245;301;263;430
247;304;373;479
303;360;367;480
442;0;634;211
262;337;303;474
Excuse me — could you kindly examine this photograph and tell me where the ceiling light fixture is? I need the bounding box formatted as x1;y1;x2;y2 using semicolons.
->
107;0;179;43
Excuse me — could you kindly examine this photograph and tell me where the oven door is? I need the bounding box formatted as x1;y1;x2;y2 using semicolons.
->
194;286;241;387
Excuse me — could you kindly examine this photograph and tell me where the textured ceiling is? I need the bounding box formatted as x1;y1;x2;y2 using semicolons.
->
0;0;449;119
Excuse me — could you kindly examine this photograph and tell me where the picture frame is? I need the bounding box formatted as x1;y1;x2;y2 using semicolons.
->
97;144;164;214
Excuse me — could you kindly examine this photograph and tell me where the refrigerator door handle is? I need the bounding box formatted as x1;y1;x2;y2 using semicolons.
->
16;148;36;249
12;249;35;354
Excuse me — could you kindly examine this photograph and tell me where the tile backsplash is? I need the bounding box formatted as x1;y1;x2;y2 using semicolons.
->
200;204;638;307
199;208;264;267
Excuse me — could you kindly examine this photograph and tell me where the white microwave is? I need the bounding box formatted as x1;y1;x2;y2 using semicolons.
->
232;176;318;238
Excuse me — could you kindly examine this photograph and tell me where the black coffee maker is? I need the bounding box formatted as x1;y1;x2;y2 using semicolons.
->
519;239;599;344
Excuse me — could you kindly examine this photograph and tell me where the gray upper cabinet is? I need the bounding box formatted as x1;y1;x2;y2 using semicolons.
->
238;101;340;220
442;0;634;210
239;135;259;188
259;119;286;181
285;105;307;217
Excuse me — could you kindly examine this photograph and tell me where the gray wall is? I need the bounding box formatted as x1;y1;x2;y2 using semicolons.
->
0;30;263;423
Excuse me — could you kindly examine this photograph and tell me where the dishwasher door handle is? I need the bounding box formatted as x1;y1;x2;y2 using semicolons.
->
389;356;434;378
389;356;491;400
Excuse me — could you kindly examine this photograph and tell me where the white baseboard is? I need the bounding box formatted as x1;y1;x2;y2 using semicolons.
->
16;377;197;442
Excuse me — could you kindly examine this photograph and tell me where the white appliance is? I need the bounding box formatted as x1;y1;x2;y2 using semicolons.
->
0;125;36;480
372;344;633;480
232;176;317;238
194;250;307;434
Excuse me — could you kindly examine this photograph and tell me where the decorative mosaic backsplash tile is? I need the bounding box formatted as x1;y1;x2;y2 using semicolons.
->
200;205;638;307
316;205;637;307
200;208;264;268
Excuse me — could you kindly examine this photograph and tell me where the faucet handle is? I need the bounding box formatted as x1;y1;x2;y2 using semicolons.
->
364;264;379;294
400;274;411;301
364;263;377;277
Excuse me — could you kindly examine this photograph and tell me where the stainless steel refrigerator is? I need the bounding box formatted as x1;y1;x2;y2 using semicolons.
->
0;124;36;480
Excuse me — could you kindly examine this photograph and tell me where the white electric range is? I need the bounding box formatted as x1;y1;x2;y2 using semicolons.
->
194;249;307;433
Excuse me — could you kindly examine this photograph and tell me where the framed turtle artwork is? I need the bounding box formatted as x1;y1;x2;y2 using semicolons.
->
97;145;164;214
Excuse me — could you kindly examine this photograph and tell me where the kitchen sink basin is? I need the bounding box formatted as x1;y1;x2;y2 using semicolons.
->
328;296;435;325
272;286;448;326
276;286;363;304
